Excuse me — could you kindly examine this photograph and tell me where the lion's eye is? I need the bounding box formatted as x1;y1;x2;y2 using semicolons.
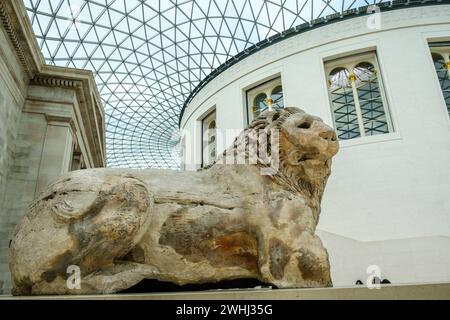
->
298;122;311;129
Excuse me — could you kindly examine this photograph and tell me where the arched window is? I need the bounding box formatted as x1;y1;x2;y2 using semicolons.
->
253;93;268;118
207;120;216;160
326;53;392;140
246;77;283;123
430;47;450;117
329;67;360;140
202;109;216;167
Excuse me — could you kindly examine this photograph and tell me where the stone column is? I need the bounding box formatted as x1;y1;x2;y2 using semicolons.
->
0;86;77;292
35;116;74;193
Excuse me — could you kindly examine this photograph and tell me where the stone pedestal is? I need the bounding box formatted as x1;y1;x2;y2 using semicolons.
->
1;283;450;300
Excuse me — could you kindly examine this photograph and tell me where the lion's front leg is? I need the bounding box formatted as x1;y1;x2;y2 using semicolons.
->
289;232;332;288
257;232;332;289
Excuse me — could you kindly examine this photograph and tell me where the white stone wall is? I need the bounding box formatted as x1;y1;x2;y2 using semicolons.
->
0;19;28;293
181;6;450;286
318;231;450;287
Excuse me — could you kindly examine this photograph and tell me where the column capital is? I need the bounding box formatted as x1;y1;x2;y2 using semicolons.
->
45;114;76;135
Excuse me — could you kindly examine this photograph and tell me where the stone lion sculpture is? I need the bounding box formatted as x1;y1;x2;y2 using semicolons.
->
10;107;339;295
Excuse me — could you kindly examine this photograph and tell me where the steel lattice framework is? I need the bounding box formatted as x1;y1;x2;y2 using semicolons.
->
24;0;391;169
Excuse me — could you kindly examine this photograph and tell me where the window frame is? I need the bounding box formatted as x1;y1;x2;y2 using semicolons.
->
324;51;394;141
245;77;284;124
201;109;217;168
428;42;450;118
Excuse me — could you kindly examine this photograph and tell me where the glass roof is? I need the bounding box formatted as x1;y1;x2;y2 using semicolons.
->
25;0;389;169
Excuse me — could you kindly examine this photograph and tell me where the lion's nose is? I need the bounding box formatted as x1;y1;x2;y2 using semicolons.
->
319;129;337;142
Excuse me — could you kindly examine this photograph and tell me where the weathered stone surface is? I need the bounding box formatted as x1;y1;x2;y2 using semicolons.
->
10;107;339;295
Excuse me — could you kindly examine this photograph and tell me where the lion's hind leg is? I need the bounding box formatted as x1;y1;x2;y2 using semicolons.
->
11;172;155;295
64;174;156;294
73;174;154;272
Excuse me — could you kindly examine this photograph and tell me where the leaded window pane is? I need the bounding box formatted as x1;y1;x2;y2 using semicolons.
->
254;93;268;118
330;86;360;140
271;86;284;110
431;52;450;117
356;62;389;136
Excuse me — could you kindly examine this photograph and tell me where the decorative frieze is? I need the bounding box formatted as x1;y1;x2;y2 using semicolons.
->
30;76;83;89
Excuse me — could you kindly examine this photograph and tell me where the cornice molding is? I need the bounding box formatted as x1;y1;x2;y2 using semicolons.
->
45;114;77;136
0;1;31;77
0;0;42;77
30;76;83;89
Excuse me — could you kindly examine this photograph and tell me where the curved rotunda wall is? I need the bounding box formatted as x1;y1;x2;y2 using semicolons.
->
180;5;450;287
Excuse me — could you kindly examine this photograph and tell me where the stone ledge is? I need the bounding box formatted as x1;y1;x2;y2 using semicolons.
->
0;283;449;300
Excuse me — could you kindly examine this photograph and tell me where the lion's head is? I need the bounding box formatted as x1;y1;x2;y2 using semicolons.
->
273;107;339;166
256;107;339;200
211;107;339;198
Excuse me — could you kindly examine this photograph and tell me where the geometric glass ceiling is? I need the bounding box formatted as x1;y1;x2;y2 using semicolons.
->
25;0;389;169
